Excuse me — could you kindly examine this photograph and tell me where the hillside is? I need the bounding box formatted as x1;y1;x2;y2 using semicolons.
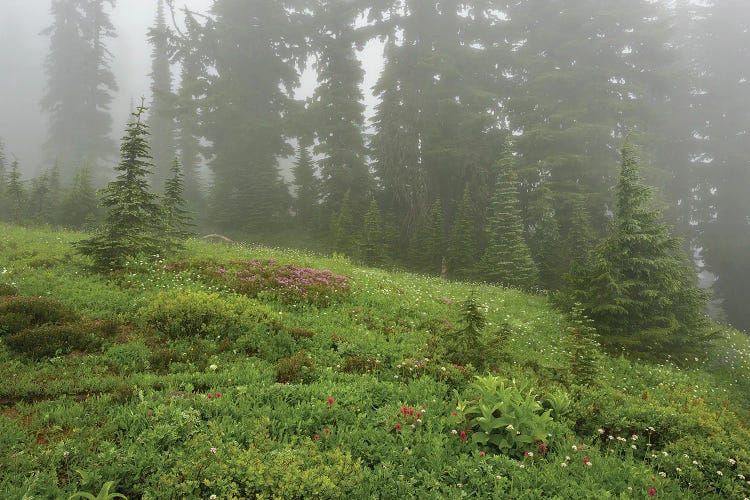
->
1;223;749;499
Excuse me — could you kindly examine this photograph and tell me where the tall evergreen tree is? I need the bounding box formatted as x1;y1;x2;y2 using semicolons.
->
41;0;117;176
28;172;52;225
147;0;176;191
682;0;750;331
172;8;208;212
292;141;320;230
203;0;305;234
5;160;26;225
359;198;385;266
77;103;166;271
310;0;371;220
477;148;539;289
330;190;356;256
59;164;99;229
560;141;709;359
448;185;484;280
162;158;194;250
0;139;7;215
529;185;563;290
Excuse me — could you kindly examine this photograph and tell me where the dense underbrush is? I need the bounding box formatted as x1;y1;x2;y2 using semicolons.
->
0;224;748;498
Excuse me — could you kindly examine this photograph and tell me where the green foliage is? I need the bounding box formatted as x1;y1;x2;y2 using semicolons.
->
77;103;167;271
359;198;385;266
454;376;566;458
161;158;194;250
68;480;126;500
104;341;151;374
292;141;320;231
559;140;710;359
5;321;111;359
139;290;262;340
449;185;484;280
58;164;100;229
0;296;78;335
567;303;602;386
442;292;488;367
0;282;18;296
330;190;357;256
275;352;316;384
478;144;539;289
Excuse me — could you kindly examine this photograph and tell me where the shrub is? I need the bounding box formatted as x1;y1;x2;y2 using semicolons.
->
105;341;151;374
4;321;108;359
275;352;316;383
342;355;382;374
453;376;568;458
0;296;78;336
139;290;268;340
0;282;18;296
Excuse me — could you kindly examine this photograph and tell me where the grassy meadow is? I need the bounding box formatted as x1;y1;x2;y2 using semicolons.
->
0;223;749;499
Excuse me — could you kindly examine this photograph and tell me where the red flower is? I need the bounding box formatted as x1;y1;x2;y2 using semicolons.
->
524;451;530;457
214;391;222;398
539;443;548;453
582;457;590;465
313;434;320;440
206;393;213;399
416;411;422;418
479;451;486;457
327;397;335;407
324;428;330;435
648;488;657;497
395;423;402;431
460;430;467;442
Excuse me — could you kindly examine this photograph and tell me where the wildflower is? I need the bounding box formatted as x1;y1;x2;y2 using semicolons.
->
210;495;218;499
214;391;222;398
676;468;682;473
597;428;604;434
539;443;548;453
327;396;335;407
451;429;458;435
210;447;217;454
207;393;213;399
395;423;402;431
582;457;591;466
63;451;70;458
661;451;668;456
572;445;578;451
416;418;422;424
524;451;532;457
608;435;614;440
460;430;467;442
729;458;737;466
404;447;410;452
479;451;486;457
648;488;657;497
565;456;571;461
716;471;723;477
506;424;515;431
631;434;638;441
457;484;463;489
561;462;567;468
324;428;330;435
659;472;667;478
631;445;637;450
314;434;320;440
738;474;745;480
692;460;698;465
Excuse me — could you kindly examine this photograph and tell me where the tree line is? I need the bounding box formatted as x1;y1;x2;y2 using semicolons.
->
1;0;748;332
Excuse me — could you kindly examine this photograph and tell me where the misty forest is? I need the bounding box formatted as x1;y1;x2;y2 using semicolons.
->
1;0;749;498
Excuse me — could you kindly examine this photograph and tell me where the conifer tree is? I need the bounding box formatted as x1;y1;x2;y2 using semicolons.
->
41;0;117;176
449;186;483;280
59;164;99;229
566;304;601;387
292;141;320;230
162;158;194;250
77;102;166;271
5;160;26;225
28;172;52;225
478;149;539;289
330;190;356;256
360;198;385;266
530;186;564;290
0;139;7;215
409;198;445;274
147;0;176;191
560;140;710;358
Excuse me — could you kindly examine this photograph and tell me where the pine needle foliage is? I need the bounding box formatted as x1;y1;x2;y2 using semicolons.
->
566;303;601;387
77;102;166;271
162;158;195;250
360;198;385;266
478;145;539;289
444;291;488;368
559;140;710;359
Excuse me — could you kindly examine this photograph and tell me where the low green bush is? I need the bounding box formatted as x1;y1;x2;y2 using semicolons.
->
139;290;270;340
4;321;109;359
0;282;18;296
276;352;316;383
0;296;78;336
104;342;151;374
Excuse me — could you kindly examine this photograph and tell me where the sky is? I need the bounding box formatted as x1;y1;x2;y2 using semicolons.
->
0;0;383;175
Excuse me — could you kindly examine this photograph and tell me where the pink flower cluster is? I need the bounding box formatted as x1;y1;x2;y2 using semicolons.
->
212;259;351;306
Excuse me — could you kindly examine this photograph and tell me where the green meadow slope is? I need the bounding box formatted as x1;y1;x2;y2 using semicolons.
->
0;224;749;499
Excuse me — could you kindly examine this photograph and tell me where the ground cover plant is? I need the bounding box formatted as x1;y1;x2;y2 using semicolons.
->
0;223;749;498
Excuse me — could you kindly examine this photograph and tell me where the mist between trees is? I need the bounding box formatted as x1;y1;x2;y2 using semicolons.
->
0;0;748;332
